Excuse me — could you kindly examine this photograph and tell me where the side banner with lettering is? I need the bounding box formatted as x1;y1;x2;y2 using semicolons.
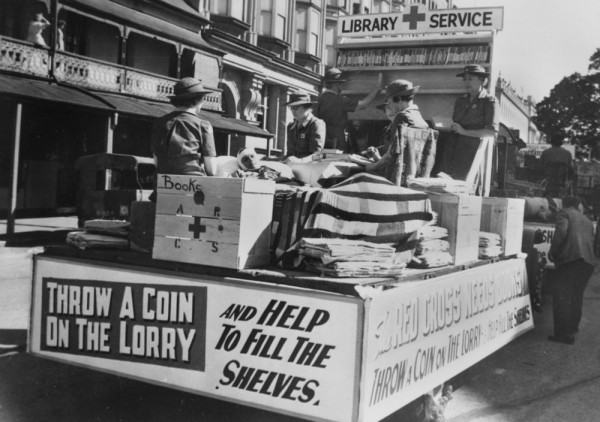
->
360;259;533;422
30;258;361;422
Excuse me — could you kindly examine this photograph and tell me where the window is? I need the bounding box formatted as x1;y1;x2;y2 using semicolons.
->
295;3;322;57
259;0;288;40
209;0;248;22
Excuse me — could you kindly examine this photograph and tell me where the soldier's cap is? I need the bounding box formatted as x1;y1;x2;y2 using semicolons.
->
324;68;347;82
169;77;212;101
456;64;490;78
285;91;316;107
385;79;420;98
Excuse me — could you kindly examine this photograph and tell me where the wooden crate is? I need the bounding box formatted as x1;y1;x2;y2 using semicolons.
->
152;174;275;269
429;194;482;265
480;197;525;257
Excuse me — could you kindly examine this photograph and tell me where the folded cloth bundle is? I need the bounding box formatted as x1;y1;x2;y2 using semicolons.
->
303;172;434;244
83;219;130;237
479;231;503;258
415;225;448;240
66;231;129;250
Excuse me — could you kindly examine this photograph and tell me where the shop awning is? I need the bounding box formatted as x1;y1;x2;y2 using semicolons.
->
0;74;115;111
95;92;272;138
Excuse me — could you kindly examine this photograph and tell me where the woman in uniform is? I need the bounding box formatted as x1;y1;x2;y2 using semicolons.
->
440;64;498;180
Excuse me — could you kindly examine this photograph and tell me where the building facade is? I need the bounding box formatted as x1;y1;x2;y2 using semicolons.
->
0;0;330;220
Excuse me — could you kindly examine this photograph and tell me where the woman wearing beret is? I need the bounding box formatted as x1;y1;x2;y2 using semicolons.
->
440;64;498;180
151;77;218;176
285;92;326;163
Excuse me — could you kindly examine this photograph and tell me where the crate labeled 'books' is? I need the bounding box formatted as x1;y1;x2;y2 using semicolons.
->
152;174;275;269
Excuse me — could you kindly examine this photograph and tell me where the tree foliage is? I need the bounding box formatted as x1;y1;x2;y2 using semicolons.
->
534;48;600;157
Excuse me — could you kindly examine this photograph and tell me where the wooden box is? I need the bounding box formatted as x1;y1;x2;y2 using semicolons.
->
480;197;525;257
152;174;275;269
429;194;482;265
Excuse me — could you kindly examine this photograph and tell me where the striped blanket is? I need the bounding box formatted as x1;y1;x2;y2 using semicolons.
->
386;126;438;186
303;173;434;244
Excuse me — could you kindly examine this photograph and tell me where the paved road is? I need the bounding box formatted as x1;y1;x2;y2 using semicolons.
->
1;232;600;421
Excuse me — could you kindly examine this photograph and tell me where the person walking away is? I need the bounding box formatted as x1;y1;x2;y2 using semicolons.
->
151;77;218;177
539;133;575;198
439;64;498;180
547;196;596;344
315;68;381;152
284;91;326;164
27;12;51;47
364;79;428;185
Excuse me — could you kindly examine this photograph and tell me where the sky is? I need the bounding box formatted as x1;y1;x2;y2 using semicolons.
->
453;0;600;102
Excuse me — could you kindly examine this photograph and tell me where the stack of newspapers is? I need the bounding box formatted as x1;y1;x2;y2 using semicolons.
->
299;238;406;278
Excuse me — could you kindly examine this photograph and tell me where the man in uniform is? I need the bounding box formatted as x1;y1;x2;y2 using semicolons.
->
315;68;381;152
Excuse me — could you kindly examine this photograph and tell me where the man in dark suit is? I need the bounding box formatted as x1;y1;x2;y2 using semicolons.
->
548;196;596;344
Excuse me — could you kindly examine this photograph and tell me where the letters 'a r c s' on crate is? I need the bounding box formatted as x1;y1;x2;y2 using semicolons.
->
152;174;276;269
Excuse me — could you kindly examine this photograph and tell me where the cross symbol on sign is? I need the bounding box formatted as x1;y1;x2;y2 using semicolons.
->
188;217;206;239
403;6;426;30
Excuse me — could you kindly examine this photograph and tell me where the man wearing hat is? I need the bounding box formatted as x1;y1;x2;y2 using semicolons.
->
315;68;381;152
439;64;498;180
365;79;428;182
285;91;326;163
150;77;217;176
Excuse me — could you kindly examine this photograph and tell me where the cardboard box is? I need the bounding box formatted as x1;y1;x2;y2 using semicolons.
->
152;174;275;269
480;197;525;257
429;194;482;265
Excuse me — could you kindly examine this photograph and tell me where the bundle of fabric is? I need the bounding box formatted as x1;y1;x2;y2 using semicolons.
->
385;126;438;186
479;231;503;258
66;231;129;250
409;225;453;269
83;219;130;237
299;238;406;278
303;173;434;245
407;177;471;195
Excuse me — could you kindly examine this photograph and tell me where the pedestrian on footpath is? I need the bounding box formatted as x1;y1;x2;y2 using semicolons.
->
547;195;596;345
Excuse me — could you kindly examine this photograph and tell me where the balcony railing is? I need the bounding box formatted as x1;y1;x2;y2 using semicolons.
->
0;36;222;111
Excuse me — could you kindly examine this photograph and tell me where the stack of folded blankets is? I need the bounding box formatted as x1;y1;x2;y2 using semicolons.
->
409;225;453;269
479;231;503;258
299;238;407;278
66;220;130;250
407;177;471;195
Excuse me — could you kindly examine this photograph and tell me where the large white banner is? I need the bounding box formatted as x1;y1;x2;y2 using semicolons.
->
30;257;362;422
360;259;532;422
338;6;503;37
